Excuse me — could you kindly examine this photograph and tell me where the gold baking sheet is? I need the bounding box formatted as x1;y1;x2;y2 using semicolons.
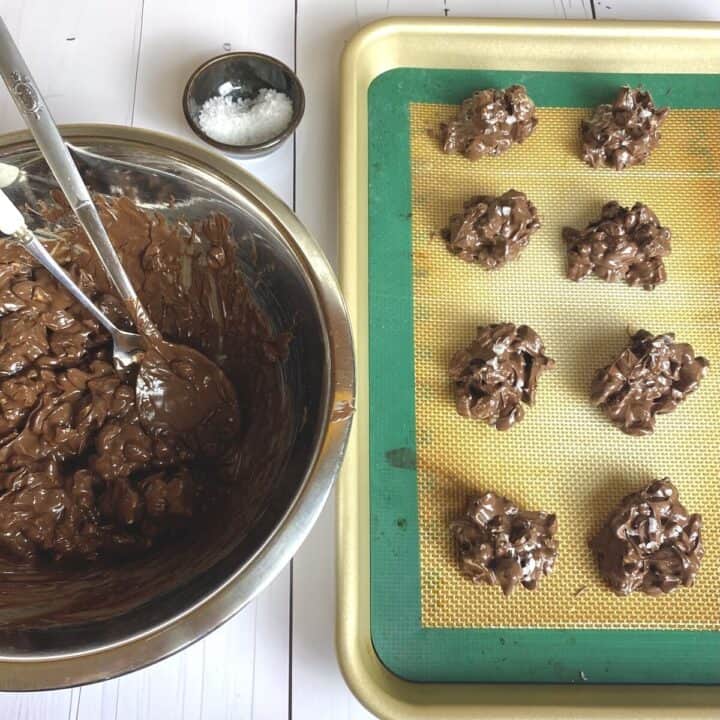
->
338;17;720;720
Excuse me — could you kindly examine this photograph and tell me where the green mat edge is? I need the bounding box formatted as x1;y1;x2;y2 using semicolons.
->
368;66;720;685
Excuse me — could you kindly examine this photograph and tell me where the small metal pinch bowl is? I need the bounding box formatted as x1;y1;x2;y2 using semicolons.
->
183;51;305;158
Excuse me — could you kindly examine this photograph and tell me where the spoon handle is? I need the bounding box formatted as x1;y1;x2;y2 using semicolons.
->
0;188;121;336
0;18;158;338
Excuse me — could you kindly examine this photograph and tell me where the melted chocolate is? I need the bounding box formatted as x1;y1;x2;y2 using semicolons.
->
443;190;540;269
591;479;703;596
440;85;538;160
581;86;669;170
563;202;671;290
136;340;241;459
0;195;288;564
451;492;558;596
591;330;709;436
449;323;555;430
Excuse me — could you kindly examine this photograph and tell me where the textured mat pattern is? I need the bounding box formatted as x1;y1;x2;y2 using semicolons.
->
410;103;720;630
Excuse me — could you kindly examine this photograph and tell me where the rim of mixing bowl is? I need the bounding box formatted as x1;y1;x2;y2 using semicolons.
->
0;124;354;689
182;51;306;157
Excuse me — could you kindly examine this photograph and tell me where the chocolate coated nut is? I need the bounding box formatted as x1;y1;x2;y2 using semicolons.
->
591;330;709;436
440;85;538;160
591;479;703;596
581;86;669;170
451;492;558;595
449;323;555;430
563;201;671;290
443;190;540;269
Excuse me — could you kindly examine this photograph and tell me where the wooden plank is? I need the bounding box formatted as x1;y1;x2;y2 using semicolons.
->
354;0;590;21
72;679;120;720
0;0;143;130
73;567;289;720
110;627;206;720
74;567;290;720
0;692;74;720
594;0;720;20
132;0;296;204
0;2;294;718
107;0;296;715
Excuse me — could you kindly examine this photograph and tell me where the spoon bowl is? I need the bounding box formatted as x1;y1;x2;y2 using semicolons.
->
111;327;147;371
135;339;241;457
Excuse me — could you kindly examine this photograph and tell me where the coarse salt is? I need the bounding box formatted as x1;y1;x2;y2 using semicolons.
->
197;88;294;146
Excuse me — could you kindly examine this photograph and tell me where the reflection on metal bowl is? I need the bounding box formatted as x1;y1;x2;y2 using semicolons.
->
0;124;353;690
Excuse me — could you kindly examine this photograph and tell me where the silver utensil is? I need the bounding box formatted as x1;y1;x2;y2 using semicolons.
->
0;18;242;434
0;188;145;370
0;161;19;188
0;17;158;338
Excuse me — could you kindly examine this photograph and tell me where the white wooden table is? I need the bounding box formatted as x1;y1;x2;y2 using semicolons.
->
0;1;716;718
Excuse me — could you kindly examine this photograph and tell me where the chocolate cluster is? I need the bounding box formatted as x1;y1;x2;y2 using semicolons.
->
563;201;671;290
440;85;538;160
451;492;558;595
449;323;555;430
591;479;703;596
443;190;540;269
591;330;709;436
581;86;669;170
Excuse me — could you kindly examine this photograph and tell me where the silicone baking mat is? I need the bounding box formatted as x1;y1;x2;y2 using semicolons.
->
368;68;720;684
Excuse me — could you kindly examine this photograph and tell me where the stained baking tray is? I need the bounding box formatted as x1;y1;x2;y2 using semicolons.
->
338;17;720;720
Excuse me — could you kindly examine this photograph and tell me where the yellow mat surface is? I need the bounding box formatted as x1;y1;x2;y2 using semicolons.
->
410;103;720;630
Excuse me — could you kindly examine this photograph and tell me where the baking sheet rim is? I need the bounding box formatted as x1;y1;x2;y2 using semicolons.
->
337;16;720;720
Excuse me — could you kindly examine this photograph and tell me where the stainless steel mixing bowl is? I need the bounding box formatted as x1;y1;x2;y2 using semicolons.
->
0;124;354;690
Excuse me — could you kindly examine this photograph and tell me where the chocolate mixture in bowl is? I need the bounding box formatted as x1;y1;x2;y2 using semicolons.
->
0;194;290;564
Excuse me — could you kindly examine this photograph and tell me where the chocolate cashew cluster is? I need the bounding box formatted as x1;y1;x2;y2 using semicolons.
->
581;86;669;170
591;330;709;436
449;323;555;430
443;190;540;268
563;201;671;290
591;479;703;596
440;85;538;159
451;492;558;595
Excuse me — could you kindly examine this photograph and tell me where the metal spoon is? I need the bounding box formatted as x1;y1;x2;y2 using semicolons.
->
0;187;240;455
0;189;145;370
0;18;160;338
0;20;241;450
